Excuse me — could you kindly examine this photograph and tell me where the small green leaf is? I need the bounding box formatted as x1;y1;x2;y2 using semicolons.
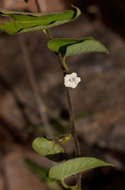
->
58;133;72;143
49;157;112;180
32;137;64;156
48;37;109;57
0;6;81;34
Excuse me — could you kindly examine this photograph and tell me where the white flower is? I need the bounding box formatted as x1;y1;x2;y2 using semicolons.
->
64;72;81;89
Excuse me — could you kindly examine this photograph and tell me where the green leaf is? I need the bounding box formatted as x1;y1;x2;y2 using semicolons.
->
49;157;112;180
24;158;49;180
0;6;81;34
48;37;109;57
32;137;64;156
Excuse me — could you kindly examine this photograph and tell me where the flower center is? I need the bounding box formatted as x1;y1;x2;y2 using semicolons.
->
69;77;75;82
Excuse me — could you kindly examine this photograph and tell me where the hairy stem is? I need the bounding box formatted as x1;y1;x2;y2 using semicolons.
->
46;33;82;189
58;55;69;74
58;55;81;157
65;88;81;156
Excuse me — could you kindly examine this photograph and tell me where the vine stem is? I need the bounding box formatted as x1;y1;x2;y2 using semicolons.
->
58;55;81;157
46;34;82;190
57;48;82;190
59;56;82;190
35;1;82;189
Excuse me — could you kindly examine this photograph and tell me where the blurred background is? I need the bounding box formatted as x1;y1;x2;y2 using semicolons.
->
0;0;125;189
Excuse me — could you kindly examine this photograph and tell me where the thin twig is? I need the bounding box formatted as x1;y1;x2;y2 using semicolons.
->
58;55;81;157
18;35;53;138
35;0;48;13
65;88;81;156
34;0;41;12
50;36;82;190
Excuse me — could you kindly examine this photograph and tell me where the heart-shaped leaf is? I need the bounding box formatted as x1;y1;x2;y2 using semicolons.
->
49;157;112;180
48;37;109;57
0;6;81;34
32;137;64;156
